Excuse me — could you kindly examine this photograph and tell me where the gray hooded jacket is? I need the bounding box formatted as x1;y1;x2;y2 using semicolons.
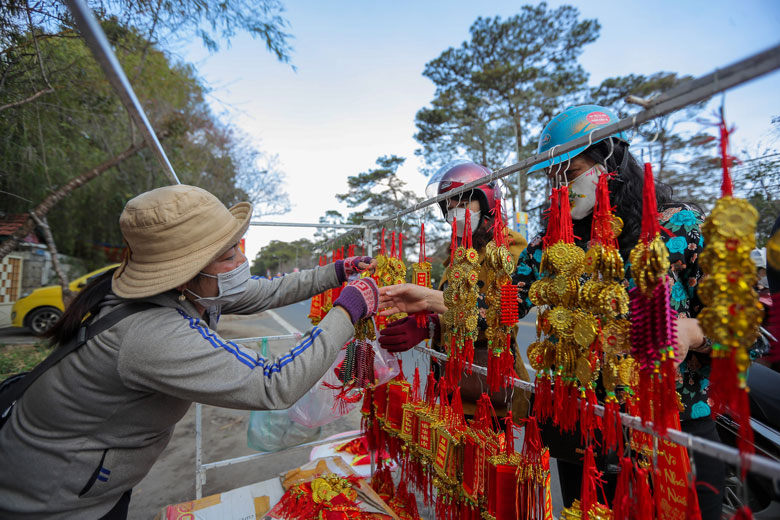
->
0;264;353;518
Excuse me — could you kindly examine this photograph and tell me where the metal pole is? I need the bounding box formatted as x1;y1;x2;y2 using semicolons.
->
195;402;204;499
64;0;180;185
250;221;366;229
364;225;373;257
413;344;780;481
200;431;361;470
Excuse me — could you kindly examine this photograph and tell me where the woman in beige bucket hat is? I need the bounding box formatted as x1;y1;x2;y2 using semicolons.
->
0;185;379;519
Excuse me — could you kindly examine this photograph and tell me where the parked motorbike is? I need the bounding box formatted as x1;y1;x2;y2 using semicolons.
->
716;360;780;518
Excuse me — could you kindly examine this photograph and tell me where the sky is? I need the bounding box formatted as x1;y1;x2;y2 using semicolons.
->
180;0;780;263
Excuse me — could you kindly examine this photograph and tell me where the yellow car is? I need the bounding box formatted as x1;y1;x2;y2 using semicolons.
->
11;264;119;335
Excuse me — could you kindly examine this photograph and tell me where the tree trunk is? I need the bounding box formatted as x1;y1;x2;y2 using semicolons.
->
0;139;149;261
29;213;74;307
515;120;528;211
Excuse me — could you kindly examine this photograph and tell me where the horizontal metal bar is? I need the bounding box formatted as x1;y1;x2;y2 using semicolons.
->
328;43;780;244
65;0;180;185
232;334;302;343
413;344;780;481
200;431;361;470
250;220;366;229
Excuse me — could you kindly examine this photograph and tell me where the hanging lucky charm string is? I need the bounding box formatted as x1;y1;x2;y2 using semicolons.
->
581;172;631;451
412;223;433;328
442;209;480;390
627;161;679;434
698;111;762;466
527;184;586;432
484;196;519;392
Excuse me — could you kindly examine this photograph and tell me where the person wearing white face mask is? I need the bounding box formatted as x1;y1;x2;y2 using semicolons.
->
377;160;531;422
0;185;379;519
514;105;724;519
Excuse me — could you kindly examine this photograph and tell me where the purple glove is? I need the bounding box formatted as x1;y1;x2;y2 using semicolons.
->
336;256;373;284
333;278;379;324
378;315;440;353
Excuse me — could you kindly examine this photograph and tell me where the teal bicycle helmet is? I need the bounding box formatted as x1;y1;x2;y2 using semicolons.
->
529;104;629;173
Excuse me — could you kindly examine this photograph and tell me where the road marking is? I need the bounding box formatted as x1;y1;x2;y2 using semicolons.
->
265;309;301;336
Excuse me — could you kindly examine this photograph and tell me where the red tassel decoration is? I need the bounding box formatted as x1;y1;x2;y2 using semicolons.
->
580;446;598;520
533;373;553;423
635;467;655;520
602;394;620;453
612;457;634;520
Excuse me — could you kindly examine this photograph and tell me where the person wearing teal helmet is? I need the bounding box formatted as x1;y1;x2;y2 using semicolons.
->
529;104;629;174
513;105;726;520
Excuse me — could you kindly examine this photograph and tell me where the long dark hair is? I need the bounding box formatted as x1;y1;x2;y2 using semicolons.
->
571;140;676;259
44;267;117;346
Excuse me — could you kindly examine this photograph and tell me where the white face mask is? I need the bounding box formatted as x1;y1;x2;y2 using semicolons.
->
447;207;481;237
186;260;251;322
567;164;606;220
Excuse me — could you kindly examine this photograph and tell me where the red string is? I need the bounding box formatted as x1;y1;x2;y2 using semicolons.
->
543;188;560;248
719;115;734;197
463;208;473;248
492;198;506;247
419;223;426;263
503;410;515;456
640;162;660;244
558;186;575;244
449;213;458;264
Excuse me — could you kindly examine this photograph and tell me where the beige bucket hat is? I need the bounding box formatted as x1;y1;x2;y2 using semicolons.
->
112;184;252;298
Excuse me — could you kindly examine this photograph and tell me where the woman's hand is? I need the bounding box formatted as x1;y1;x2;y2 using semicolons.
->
378;284;447;316
674;317;707;367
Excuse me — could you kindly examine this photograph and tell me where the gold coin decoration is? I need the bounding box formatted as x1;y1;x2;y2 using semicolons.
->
699;196;764;390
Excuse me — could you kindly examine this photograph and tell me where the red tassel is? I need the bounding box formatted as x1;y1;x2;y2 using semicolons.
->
552;375;566;427
612;457;634;520
638;370;653;426
734;387;755;477
640;162;661;244
464;337;474;374
580;446;597;520
635;467;654;520
719;112;735;198
602;396;620;452
533;373;553;423
734;506;755;519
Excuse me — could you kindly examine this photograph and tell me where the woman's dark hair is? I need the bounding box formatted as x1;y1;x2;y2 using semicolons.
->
580;139;675;259
44;267;118;346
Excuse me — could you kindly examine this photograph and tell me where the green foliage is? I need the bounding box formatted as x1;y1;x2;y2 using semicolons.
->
0;18;288;267
732;146;780;246
251;238;317;277
0;343;53;381
0;0;293;60
414;2;600;211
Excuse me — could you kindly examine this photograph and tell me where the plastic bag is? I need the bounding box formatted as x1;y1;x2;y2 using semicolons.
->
288;349;354;428
247;408;321;452
288;332;401;428
247;338;321;451
373;340;400;386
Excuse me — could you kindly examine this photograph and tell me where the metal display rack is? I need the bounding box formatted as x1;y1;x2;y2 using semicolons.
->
64;0;780;505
